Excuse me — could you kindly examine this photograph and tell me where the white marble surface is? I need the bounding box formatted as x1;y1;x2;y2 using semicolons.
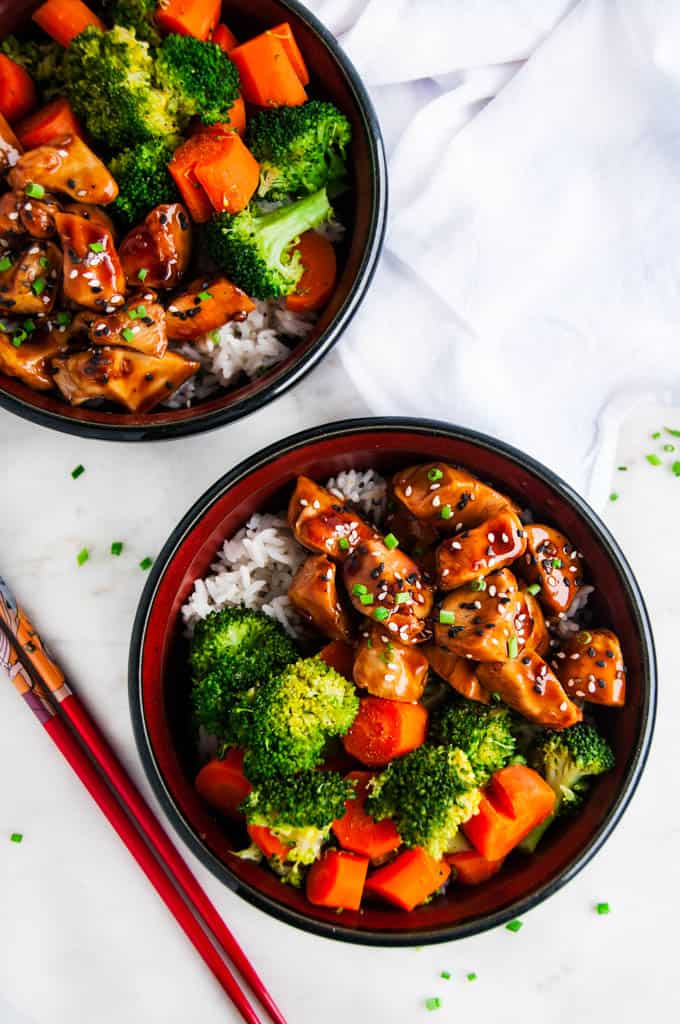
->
0;372;677;1024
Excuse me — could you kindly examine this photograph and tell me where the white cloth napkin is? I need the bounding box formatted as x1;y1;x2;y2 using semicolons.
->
305;0;680;505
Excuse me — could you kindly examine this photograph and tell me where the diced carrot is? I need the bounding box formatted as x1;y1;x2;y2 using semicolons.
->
445;849;505;885
266;22;309;86
16;98;83;149
343;697;428;766
364;847;450;912
247;823;290;861
32;0;104;48
155;0;220;40
194;748;252;818
168;136;214;222
0;56;38;124
462;765;555;861
285;230;337;313
319;640;355;681
230;33;307;108
332;771;401;861
306;849;368;911
193;132;260;214
213;22;239;53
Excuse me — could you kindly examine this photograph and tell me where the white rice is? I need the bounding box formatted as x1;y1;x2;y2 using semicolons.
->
181;470;387;636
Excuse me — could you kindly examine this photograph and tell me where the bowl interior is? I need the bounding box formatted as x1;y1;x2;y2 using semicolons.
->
0;0;386;438
132;422;654;943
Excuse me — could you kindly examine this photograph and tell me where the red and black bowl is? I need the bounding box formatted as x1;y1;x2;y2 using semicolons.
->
0;0;387;440
128;418;656;945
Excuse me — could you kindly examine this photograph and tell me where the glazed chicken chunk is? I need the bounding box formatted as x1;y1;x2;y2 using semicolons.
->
354;624;429;703
432;568;524;662
423;644;490;703
518;524;584;614
9;135;118;206
87;299;168;358
166;276;256;341
288;554;354;643
288;477;377;560
477;652;582;729
436;508;527;590
555;628;625;706
54;211;125;310
0;325;68;390
0;240;61;315
119;203;192;291
392;462;518;532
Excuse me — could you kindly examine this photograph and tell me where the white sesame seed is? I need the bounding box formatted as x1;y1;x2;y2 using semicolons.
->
441;569;449;577
387;662;398;671
23;203;32;212
587;681;596;693
77;189;88;197
451;541;462;550
432;495;441;508
429;482;441;490
575;690;585;698
388;622;398;632
570;652;581;660
28;244;40;254
559;701;568;711
557;651;566;659
487;532;495;543
299;498;308;506
312;499;320;509
384;674;395;682
488;585;497;597
69;269;78;279
569;566;578;573
501;533;509;543
404;485;413;497
8;212;18;221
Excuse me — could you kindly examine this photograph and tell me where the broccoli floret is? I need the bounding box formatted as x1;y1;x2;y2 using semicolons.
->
240;770;353;865
247;100;351;201
109;138;181;227
367;746;481;861
242;656;359;777
107;0;161;45
206;188;332;299
155;34;240;126
190;607;298;740
521;723;615;852
0;36;66;99
435;698;516;784
62;26;179;150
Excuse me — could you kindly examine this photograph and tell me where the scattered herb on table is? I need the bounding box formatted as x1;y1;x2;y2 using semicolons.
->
646;454;662;466
505;918;523;932
139;557;153;571
596;902;611;915
10;832;23;843
71;464;85;479
77;547;89;566
425;997;441;1011
609;492;619;502
440;971;451;981
466;973;477;982
111;541;123;556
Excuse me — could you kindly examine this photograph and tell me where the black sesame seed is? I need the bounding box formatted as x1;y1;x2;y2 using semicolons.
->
67;178;76;189
145;372;154;381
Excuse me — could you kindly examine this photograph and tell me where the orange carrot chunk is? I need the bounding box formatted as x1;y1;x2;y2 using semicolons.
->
193;133;260;214
342;697;428;767
266;22;310;86
364;847;450;911
285;230;337;313
332;771;401;861
16;98;83;149
306;849;369;911
319;640;355;681
194;749;252;818
0;56;38;124
168;135;215;222
213;22;239;53
32;0;105;48
246;824;290;861
445;849;505;885
462;765;555;861
155;0;220;40
230;33;308;108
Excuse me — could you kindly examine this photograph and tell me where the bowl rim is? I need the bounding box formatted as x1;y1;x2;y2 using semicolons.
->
0;0;388;442
128;416;657;945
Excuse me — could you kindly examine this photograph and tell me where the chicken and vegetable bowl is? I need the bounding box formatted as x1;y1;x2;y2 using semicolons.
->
181;460;626;915
0;1;353;414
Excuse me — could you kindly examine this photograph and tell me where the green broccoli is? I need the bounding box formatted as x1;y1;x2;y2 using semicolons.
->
520;723;615;852
366;746;481;861
190;607;298;740
155;33;240;127
435;698;516;784
62;26;179;150
247;100;351;201
106;0;162;45
0;36;66;99
242;656;359;777
240;770;354;866
109;138;181;227
205;188;332;300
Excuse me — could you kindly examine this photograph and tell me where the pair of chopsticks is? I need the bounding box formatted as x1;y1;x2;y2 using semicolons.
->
0;574;286;1024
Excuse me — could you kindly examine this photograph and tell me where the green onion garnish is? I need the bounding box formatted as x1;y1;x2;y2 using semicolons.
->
470;578;486;592
39;256;49;269
596;902;610;915
526;583;541;596
440;504;453;520
427;467;443;482
0;256;12;272
552;557;563;568
198;290;212;301
673;461;680;477
111;541;123;556
439;609;455;625
11;330;26;348
466;973;477;982
609;492;619;502
56;311;71;326
374;607;389;621
136;305;146;317
89;242;105;253
77;547;89;566
122;328;135;342
24;318;36;333
652;431;661;439
360;593;374;605
71;464;85;480
646;453;662;466
507;636;519;659
384;533;399;550
395;592;411;604
137;268;148;281
31;277;45;296
505;919;523;932
440;971;451;981
25;182;45;198
617;465;628;471
338;537;350;551
139;557;153;571
663;443;675;452
353;583;368;595
10;832;23;843
665;426;680;437
425;998;441;1011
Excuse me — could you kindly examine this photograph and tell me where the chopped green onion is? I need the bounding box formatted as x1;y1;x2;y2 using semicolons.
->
609;492;619;502
77;547;89;566
395;592;411;604
664;426;680;437
31;277;45;296
198;290;212;301
359;593;374;606
10;832;23;843
507;636;519;659
470;578;487;592
617;465;628;471
25;181;45;198
366;637;372;649
440;971;451;981
384;533;399;550
71;464;85;480
352;583;368;595
11;329;27;347
338;537;350;551
23;318;36;333
576;630;592;645
646;453;662;466
39;255;49;269
136;305;146;317
466;973;477;982
374;606;389;622
596;902;610;915
425;998;441;1011
505;919;523;932
89;241;105;253
127;308;138;320
673;461;680;477
526;583;541;596
663;443;675;452
427;467;443;482
439;609;455;625
122;328;135;342
0;256;12;272
111;541;123;556
651;431;661;439
139;557;153;571
552;557;563;568
439;504;453;520
56;311;71;326
137;268;148;281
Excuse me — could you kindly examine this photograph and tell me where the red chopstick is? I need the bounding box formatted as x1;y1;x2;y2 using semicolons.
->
0;583;286;1024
